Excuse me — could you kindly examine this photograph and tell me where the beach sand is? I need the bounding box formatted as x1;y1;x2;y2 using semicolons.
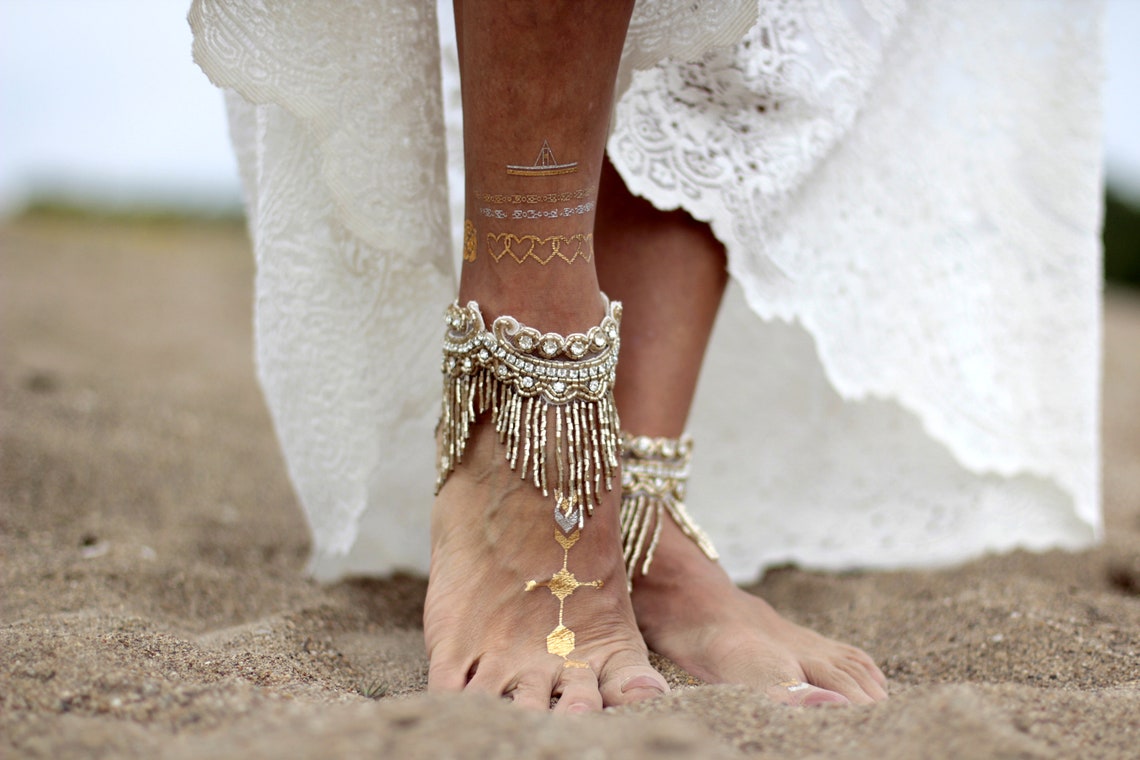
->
2;214;1138;758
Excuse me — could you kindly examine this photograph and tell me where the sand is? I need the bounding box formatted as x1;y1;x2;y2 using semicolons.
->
2;214;1138;759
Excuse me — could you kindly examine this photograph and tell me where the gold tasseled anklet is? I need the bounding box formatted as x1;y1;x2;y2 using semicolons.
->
620;433;719;586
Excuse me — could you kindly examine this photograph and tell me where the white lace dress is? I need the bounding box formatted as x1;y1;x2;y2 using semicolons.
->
189;0;1105;582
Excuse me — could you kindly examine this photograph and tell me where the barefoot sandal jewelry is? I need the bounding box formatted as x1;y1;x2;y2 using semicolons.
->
437;296;622;667
437;296;621;525
620;434;719;585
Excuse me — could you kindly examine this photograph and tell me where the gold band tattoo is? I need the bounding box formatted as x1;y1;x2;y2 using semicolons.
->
506;140;578;176
463;219;478;262
486;232;594;265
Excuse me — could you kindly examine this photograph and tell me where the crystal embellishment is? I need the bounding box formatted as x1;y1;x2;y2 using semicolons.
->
438;295;623;525
619;433;718;587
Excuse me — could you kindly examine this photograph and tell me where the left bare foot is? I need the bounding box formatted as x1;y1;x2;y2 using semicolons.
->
631;515;889;706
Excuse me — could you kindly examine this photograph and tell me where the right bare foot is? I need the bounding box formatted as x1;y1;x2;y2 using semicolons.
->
424;421;668;712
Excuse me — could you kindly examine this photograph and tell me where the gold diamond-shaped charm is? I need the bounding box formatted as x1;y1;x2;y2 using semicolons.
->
546;568;579;601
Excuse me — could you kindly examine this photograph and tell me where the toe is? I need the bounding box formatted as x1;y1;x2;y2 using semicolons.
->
463;660;510;697
552;664;603;714
864;657;889;688
841;644;889;689
426;650;470;693
834;653;888;701
467;663;560;709
798;687;850;707
862;677;889;702
509;675;558;711
596;652;668;707
849;664;889;701
802;661;877;705
766;681;850;707
833;652;889;702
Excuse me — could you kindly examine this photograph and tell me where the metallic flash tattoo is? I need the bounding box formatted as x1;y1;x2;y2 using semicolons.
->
475;187;595;205
486;232;594;265
525;527;602;667
506;140;578;176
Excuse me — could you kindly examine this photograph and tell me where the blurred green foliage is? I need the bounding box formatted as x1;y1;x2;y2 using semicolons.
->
16;198;245;228
1104;187;1140;288
11;188;1140;290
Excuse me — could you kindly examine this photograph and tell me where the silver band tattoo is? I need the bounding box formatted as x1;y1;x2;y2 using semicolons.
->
475;187;595;205
478;202;595;220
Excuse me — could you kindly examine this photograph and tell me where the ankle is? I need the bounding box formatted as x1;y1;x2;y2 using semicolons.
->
619;433;719;586
457;272;606;334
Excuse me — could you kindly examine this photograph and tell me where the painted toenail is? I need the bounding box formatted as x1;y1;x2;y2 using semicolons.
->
801;691;850;707
620;675;666;695
777;680;811;692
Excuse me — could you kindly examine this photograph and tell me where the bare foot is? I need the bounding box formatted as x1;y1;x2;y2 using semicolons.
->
631;516;888;706
425;421;668;712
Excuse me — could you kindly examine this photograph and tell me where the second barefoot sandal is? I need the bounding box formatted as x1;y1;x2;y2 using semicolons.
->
620;433;719;585
437;296;622;669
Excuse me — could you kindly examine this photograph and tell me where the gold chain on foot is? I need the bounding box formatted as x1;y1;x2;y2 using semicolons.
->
437;296;622;666
620;433;719;585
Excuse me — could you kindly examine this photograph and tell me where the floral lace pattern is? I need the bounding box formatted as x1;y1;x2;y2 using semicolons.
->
191;0;1103;581
608;0;1103;576
190;0;454;573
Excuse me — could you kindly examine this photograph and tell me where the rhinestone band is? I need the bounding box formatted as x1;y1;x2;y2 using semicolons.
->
620;433;719;585
437;297;622;532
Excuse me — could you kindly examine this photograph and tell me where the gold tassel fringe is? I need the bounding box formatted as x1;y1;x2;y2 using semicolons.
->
437;297;622;532
620;433;719;585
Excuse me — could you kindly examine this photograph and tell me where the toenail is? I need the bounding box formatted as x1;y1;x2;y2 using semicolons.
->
800;690;850;708
566;702;592;714
777;680;811;692
620;675;666;695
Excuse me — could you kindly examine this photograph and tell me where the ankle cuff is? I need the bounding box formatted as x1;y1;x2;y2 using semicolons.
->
437;296;622;532
621;433;719;584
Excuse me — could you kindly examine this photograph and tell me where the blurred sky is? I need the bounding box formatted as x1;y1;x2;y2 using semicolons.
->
1;0;1138;214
